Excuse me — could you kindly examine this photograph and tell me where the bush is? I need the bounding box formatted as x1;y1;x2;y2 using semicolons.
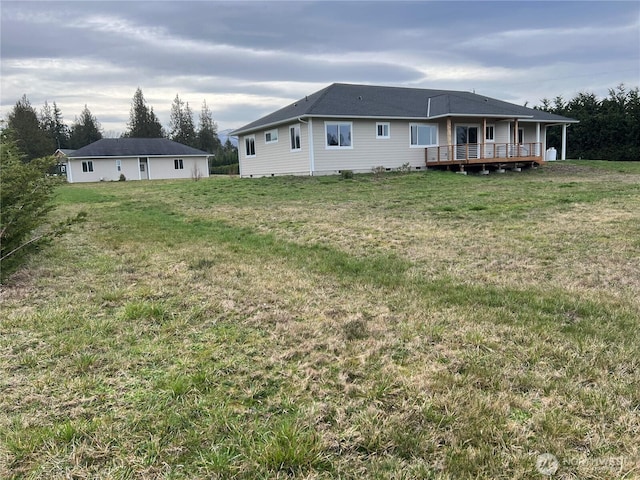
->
371;166;386;179
119;173;126;181
0;131;85;282
396;162;412;174
340;170;354;179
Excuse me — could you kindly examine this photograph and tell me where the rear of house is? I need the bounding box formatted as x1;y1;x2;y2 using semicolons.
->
66;138;210;183
231;83;578;177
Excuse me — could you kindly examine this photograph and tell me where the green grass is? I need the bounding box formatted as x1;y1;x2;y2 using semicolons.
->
2;161;639;478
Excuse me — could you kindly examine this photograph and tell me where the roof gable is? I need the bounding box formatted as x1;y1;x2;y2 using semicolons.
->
231;83;577;135
69;138;209;158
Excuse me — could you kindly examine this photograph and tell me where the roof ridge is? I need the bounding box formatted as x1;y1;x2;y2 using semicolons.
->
305;83;335;115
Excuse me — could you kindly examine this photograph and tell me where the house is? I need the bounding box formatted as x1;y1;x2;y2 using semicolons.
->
53;148;76;176
66;138;210;183
230;83;578;177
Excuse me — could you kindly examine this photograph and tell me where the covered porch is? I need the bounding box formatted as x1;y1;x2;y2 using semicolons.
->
425;141;543;166
424;117;571;168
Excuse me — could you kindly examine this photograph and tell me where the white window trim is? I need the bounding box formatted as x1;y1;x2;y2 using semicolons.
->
265;128;278;144
409;123;438;148
485;124;495;142
324;121;353;149
245;135;256;158
290;124;301;152
376;122;390;139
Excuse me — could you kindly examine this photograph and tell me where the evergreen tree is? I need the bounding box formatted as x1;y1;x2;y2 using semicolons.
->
40;101;69;149
1;129;85;282
196;100;221;153
124;88;164;138
7;95;55;161
538;83;639;161
169;94;196;146
68;105;103;149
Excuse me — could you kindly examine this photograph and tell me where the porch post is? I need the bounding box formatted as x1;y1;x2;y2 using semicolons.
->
482;118;487;159
561;124;567;160
446;117;452;160
513;118;519;157
535;123;540;157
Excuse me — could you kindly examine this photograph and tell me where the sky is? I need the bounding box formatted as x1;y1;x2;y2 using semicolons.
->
1;0;639;136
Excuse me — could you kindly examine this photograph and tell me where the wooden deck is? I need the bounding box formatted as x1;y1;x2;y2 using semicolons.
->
425;142;544;168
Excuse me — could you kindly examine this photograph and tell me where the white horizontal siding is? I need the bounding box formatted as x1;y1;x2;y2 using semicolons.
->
67;156;209;183
239;125;309;177
150;157;209;180
312;119;434;174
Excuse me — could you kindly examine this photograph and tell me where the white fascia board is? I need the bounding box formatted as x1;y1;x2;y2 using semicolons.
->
231;116;306;136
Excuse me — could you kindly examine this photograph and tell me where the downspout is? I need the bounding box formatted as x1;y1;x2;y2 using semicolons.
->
561;124;567;160
67;159;74;183
298;117;314;176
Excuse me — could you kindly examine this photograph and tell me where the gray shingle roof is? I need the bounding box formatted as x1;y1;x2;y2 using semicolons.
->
231;83;577;135
69;138;209;158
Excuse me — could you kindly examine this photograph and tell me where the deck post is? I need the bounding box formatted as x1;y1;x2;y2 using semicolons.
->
561;124;567;160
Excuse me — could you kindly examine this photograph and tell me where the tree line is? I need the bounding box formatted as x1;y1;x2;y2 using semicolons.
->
3;87;238;170
536;84;639;161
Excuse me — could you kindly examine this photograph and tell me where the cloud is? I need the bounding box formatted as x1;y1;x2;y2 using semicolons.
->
1;0;638;134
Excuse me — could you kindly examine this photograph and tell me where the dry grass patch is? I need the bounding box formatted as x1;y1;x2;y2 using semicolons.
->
1;162;639;478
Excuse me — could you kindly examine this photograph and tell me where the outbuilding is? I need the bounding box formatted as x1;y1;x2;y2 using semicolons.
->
66;138;210;183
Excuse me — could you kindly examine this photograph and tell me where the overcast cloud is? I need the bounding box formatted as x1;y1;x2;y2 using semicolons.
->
1;0;638;135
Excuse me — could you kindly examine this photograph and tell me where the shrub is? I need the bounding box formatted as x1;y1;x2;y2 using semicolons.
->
0;131;85;282
340;170;354;179
119;173;126;181
371;166;386;179
396;162;412;174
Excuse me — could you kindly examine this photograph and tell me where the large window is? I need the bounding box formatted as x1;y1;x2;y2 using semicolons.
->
265;128;278;144
290;125;301;151
174;159;184;169
376;122;390;139
82;161;93;172
410;124;438;147
245;136;256;157
325;122;352;148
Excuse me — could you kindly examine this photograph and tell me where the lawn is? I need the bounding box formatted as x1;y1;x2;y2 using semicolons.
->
1;161;639;479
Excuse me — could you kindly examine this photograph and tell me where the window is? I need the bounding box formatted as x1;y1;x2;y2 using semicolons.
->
485;125;495;142
116;160;122;172
410;124;438;147
245;136;256;157
325;122;352;148
174;159;184;169
290;125;301;151
376;122;390;139
518;128;524;144
265;129;278;144
82;161;93;172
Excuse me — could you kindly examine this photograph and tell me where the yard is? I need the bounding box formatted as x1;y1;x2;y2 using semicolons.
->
1;161;639;479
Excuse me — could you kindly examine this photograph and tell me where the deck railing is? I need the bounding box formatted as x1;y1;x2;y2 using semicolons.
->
425;142;542;164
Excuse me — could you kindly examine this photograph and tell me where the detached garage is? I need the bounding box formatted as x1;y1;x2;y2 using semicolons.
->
66;138;210;183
